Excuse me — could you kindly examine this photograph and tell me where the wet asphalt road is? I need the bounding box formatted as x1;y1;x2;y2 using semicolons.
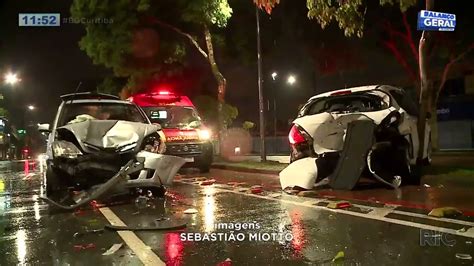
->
1;160;474;265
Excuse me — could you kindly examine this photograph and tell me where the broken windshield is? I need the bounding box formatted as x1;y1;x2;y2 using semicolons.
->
58;102;148;126
142;106;202;129
303;91;390;116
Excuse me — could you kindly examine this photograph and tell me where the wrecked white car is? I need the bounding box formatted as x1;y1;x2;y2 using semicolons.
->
38;92;185;209
280;85;431;191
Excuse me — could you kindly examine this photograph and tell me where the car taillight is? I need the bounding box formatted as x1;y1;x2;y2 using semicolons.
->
289;125;306;145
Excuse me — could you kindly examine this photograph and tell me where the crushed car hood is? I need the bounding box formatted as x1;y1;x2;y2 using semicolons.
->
58;120;160;151
293;108;395;154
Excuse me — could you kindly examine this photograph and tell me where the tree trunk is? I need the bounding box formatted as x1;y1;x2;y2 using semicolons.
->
429;96;438;151
203;25;227;148
417;0;434;161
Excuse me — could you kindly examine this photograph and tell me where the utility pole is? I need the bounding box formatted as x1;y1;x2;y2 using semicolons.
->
256;7;266;162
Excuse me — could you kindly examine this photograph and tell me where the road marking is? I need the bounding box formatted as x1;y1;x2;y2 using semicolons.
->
99;207;165;266
392;209;474;227
177;181;474;239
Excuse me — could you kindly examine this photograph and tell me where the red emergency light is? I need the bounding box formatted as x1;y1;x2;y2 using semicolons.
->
158;91;171;95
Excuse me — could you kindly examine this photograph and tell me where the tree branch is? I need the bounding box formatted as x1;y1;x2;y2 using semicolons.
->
401;12;419;64
382;40;418;82
151;18;209;59
435;43;474;103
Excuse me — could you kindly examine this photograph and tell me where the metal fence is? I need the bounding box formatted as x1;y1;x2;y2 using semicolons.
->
251;136;290;155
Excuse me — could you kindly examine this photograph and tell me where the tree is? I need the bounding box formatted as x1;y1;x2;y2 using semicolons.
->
0;107;8;118
193;95;238;129
378;9;474;151
255;0;416;37
97;76;126;95
72;0;233;143
255;0;474;160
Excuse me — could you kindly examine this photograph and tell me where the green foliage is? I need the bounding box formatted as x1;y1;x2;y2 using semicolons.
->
97;76;125;95
180;0;232;27
0;107;8;118
71;0;140;76
306;0;416;37
256;0;416;38
242;121;255;131
193;95;238;128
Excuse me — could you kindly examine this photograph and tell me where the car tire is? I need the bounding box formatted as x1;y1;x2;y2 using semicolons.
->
199;163;211;173
420;137;432;166
46;166;64;200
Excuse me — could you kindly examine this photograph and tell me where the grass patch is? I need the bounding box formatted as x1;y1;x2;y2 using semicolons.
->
213;159;288;171
422;165;474;188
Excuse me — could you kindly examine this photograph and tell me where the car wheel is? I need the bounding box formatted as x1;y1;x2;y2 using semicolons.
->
46;166;64;200
199;163;211;173
402;147;421;186
421;137;432;166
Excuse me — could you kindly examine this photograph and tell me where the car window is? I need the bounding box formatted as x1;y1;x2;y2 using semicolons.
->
57;102;148;127
142;106;202;129
304;91;390;116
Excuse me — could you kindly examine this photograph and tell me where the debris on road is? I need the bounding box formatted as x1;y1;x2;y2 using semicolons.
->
200;179;216;186
457;227;467;233
268;193;282;198
423;184;431;188
135;195;149;208
250;187;263;194
332;251;345;262
73;243;96;251
428;207;462;218
327;201;352;209
184;208;198;214
234;187;249;193
455;253;472;261
105;221;187;231
73;229;104;238
102;243;123;256
297;190;318;197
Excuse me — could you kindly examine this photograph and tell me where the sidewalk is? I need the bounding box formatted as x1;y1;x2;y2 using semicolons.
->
211;152;474;178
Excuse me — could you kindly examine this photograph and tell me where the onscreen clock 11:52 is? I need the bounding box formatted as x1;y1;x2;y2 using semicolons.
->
18;13;60;27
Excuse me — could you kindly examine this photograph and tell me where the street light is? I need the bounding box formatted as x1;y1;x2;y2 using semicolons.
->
287;75;296;85
27;105;35;111
4;72;20;85
271;72;278;80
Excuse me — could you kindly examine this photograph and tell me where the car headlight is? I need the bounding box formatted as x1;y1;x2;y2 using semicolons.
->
142;132;165;153
52;140;83;158
198;129;211;141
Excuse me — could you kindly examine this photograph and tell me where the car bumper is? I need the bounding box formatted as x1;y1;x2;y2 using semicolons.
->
165;141;213;166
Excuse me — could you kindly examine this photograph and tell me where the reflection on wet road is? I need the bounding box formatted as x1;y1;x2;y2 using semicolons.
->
0;160;473;265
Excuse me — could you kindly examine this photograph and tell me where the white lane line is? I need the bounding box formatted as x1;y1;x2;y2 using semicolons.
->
391;210;474;227
99;207;165;266
177;181;474;239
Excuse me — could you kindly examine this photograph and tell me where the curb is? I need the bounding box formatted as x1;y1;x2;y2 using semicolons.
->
211;164;280;175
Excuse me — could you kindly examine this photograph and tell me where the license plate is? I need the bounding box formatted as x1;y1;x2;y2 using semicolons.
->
184;157;194;162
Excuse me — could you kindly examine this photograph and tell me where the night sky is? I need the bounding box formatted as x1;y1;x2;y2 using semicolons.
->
0;0;470;130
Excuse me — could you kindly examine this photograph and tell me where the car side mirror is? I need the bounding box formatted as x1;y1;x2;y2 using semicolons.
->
38;123;50;133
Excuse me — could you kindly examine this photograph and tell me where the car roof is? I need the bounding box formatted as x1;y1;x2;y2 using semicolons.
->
60;92;120;102
63;99;135;105
308;85;399;100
